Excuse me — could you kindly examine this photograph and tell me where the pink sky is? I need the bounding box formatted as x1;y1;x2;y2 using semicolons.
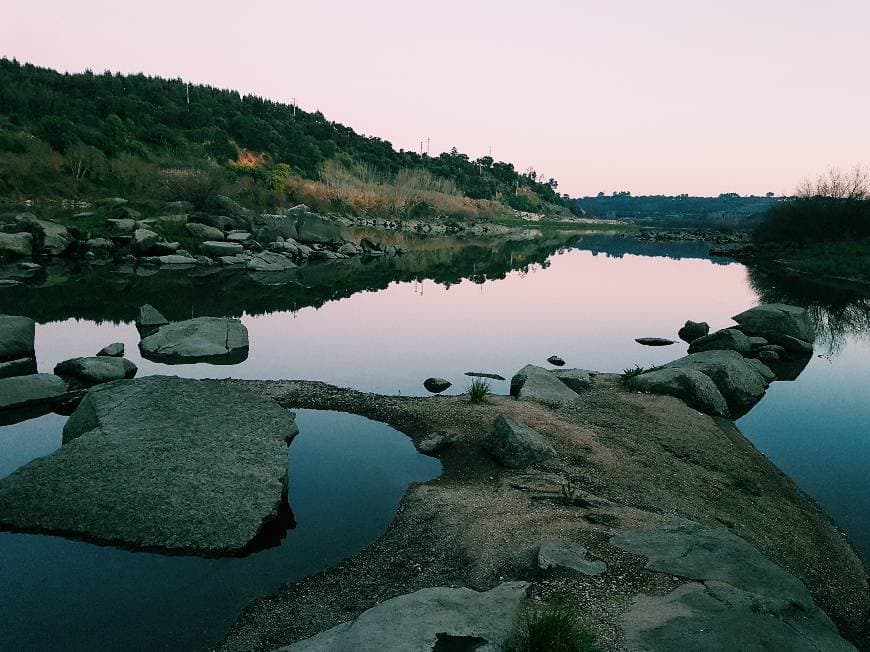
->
3;0;869;196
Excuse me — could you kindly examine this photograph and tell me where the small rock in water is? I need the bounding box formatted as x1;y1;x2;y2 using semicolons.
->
464;371;506;381
97;343;125;357
136;304;169;335
547;355;566;366
635;337;676;346
54;356;137;385
423;377;452;393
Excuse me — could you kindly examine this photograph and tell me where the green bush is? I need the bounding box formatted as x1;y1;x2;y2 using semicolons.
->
466;378;491;404
754;197;870;245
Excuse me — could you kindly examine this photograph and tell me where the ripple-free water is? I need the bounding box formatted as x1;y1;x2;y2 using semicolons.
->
1;236;869;649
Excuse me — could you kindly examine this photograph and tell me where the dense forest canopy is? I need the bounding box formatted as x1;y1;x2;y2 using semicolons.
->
0;58;576;215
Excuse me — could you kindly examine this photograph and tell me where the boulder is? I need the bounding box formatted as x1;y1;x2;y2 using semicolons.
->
757;350;780;364
106;218;136;233
423;377;451;393
678;320;710;343
0;376;299;554
546;355;566;366
762;332;814;355
282;582;528;652
295;214;341;244
163;200;194;214
54;356;137;385
246;251;296;272
226;231;252;243
136;304;169;335
250;214;299;243
662;350;769;413
95;197;128;209
510;364;579;406
131;229;160;255
636;337;676;346
745;358;776;383
97;342;124;357
0;357;37;379
35;220;72;255
0;232;34;258
337;242;360;256
484;415;556;468
201;241;244;257
139;317;249;364
0;373;67;411
157;254;197;265
151;241;179;255
213;195;250;220
733;303;815;343
0;315;35;361
156;214;188;228
628;367;730;417
538;540;607;575
553;368;592;392
688;328;752;355
185;222;224;241
86;237;113;253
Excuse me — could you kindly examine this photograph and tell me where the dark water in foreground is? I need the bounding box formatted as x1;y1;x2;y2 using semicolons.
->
1;233;868;649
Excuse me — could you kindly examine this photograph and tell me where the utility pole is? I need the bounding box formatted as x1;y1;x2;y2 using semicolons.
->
186;83;190;106
426;137;430;156
292;97;296;117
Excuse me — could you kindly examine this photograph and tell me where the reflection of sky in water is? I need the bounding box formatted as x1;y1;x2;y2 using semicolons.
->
3;243;870;649
0;410;441;651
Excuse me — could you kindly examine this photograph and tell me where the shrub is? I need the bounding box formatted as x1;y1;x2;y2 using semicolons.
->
507;601;599;652
620;364;650;384
466;378;491;404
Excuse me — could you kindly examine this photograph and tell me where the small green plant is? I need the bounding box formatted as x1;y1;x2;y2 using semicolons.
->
466;377;491;404
620;364;649;384
507;601;599;652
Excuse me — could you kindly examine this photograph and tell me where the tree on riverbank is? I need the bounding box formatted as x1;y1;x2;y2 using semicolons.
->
754;166;870;244
0;58;579;219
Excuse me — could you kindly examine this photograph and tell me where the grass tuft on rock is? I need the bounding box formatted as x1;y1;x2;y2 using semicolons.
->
620;364;650;384
507;601;599;652
466;377;491;404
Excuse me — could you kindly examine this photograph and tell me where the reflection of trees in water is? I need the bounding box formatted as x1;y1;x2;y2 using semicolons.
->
746;264;870;354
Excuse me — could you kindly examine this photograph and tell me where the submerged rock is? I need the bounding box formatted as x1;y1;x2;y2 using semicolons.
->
484;415;556;468
733;303;815;343
678;320;710;343
423;377;451;393
0;373;67;411
54;356;137;385
139;317;249;364
628;367;730;417
283;582;528;651
635;337;676;346
0;376;299;554
510;364;578;406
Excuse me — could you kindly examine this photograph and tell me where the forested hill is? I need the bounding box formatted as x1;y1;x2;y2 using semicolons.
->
0;58;576;217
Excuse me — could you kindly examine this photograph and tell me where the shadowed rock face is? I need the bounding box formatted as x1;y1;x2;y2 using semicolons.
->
733;303;816;343
613;522;856;651
281;582;528;652
0;376;299;554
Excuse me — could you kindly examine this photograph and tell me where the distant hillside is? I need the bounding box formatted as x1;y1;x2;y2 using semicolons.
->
577;193;782;230
0;58;578;219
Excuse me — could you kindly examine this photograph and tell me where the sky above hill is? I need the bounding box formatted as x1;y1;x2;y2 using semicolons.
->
3;0;869;197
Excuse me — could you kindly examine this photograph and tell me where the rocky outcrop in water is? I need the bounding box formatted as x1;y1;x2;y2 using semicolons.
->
281;582;528;651
423;378;451;393
53;356;137;385
688;327;752;355
678;319;710;343
139;317;249;364
0;376;299;554
0;373;67;412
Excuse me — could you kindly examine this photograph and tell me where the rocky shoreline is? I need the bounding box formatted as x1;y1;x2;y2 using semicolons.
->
215;375;869;650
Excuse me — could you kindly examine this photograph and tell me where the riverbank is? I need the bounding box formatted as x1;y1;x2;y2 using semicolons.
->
217;377;869;650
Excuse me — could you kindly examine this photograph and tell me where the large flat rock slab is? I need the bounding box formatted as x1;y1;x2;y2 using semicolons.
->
0;376;299;554
282;582;528;651
0;314;35;361
139;317;249;364
613;522;854;650
0;373;67;411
